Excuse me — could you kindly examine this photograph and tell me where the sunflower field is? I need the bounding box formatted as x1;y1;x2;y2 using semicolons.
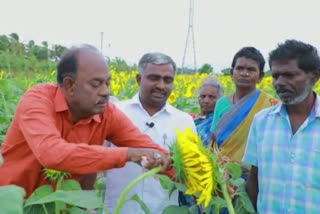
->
1;69;320;214
1;69;320;146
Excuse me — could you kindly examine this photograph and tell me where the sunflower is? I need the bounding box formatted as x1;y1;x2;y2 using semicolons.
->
168;92;177;104
43;168;70;183
171;127;217;207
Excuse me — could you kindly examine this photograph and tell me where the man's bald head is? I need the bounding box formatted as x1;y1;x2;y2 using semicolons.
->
57;44;111;122
57;44;105;85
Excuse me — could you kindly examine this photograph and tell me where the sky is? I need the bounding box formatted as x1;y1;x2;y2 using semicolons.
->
1;0;320;72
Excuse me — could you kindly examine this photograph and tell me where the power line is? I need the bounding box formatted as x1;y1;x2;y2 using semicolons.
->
100;32;104;53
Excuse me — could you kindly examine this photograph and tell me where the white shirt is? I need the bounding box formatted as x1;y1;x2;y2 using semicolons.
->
104;94;197;214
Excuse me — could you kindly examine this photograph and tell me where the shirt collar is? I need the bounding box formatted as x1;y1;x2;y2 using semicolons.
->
269;103;282;115
54;87;68;112
269;91;320;118
54;86;101;123
130;93;175;115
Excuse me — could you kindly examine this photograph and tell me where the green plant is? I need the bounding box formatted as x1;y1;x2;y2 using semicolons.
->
157;128;256;214
23;169;104;214
0;154;25;214
0;185;25;214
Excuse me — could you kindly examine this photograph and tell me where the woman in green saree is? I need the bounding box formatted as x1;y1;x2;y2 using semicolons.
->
210;47;278;163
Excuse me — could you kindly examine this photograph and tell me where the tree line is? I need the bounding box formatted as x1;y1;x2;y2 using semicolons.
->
0;33;217;75
0;33;67;74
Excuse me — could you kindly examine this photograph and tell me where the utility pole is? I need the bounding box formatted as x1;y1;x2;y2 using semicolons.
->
181;0;197;73
100;32;104;53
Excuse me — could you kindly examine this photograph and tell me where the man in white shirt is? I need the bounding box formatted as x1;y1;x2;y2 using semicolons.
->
104;52;197;214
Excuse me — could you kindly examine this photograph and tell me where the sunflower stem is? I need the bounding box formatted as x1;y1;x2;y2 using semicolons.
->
55;176;64;214
221;182;235;214
114;166;161;214
56;176;63;190
102;205;110;214
42;204;49;214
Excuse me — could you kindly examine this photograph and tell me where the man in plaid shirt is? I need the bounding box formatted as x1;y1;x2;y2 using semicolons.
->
243;40;320;213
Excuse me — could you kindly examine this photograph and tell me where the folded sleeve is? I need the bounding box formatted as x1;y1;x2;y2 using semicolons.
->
18;92;129;174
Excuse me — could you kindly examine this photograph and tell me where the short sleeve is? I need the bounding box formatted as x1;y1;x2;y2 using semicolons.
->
242;116;259;166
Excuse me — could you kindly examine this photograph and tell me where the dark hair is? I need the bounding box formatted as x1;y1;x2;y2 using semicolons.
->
57;44;99;85
269;39;320;75
231;47;265;77
57;48;79;85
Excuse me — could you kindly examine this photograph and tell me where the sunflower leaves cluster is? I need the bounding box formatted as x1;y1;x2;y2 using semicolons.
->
168;127;253;214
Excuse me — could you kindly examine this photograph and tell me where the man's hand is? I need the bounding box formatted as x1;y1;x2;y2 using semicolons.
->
127;148;172;172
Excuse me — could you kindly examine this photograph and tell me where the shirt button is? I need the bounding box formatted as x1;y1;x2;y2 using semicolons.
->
290;153;295;162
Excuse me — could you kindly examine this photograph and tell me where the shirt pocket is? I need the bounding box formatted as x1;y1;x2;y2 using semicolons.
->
298;146;320;189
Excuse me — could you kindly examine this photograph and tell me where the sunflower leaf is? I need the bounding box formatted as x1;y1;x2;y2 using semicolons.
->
234;181;256;213
206;196;227;214
24;185;53;207
158;174;178;199
62;179;82;191
224;163;242;180
158;175;174;190
127;194;151;214
0;185;25;214
25;190;102;210
68;206;90;214
162;205;191;214
174;182;187;192
168;185;177;199
230;178;245;187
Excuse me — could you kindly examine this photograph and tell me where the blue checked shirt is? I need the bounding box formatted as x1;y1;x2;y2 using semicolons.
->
243;93;320;214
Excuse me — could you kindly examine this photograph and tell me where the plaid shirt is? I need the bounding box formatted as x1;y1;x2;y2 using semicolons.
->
243;93;320;214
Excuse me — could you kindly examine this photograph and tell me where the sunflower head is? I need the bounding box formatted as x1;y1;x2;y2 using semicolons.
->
170;127;218;207
43;168;70;183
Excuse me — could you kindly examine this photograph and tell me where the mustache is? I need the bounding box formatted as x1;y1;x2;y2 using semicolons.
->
276;88;293;94
95;97;109;105
152;89;166;95
276;88;293;93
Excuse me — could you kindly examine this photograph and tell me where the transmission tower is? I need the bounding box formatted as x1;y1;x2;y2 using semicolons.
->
181;0;197;73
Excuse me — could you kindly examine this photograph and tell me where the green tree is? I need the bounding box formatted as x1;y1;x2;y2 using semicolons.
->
221;68;231;76
0;35;10;52
0;33;59;73
8;33;25;56
51;44;67;61
198;63;213;74
30;41;49;61
110;57;137;72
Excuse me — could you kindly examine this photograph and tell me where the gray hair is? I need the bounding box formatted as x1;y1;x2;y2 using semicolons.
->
199;76;224;98
138;52;176;73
